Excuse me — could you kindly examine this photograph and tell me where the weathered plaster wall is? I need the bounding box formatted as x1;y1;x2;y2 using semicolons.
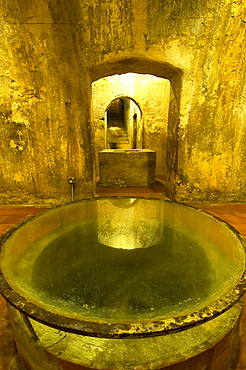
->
0;0;246;203
145;0;246;202
0;1;94;204
139;76;170;175
163;1;246;202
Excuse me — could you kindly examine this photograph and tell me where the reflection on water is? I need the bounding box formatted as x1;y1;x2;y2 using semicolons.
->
29;221;212;320
97;198;164;249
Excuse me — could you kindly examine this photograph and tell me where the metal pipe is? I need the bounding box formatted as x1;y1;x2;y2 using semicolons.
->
67;178;75;202
70;183;74;202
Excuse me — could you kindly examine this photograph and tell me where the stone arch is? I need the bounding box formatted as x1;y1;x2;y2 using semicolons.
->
90;57;182;107
90;57;182;199
105;95;142;114
105;96;143;150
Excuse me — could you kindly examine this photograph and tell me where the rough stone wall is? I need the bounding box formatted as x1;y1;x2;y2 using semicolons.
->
139;76;170;175
0;0;245;203
0;1;94;204
166;0;246;202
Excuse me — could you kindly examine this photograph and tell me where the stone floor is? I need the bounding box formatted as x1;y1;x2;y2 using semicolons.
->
1;183;246;369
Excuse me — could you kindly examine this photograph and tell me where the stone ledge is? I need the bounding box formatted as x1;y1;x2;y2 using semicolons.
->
98;149;156;187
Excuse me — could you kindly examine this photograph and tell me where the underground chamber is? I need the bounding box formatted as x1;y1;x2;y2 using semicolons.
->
0;197;246;370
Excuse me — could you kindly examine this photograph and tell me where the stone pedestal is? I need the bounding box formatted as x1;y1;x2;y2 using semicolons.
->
98;149;156;187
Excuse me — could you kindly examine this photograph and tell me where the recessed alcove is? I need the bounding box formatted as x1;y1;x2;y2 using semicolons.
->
91;61;181;197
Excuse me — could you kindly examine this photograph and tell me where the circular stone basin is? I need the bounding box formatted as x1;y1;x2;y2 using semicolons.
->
0;197;246;341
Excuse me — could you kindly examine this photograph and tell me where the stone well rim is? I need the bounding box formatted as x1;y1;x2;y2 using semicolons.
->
0;197;245;339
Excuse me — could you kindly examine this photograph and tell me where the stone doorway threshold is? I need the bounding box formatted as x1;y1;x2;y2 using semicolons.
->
96;174;168;200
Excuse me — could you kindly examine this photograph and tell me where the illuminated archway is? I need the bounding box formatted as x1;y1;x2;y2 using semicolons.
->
91;58;182;199
105;97;142;149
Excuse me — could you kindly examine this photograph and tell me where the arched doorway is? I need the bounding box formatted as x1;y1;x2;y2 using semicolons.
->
91;59;182;199
105;97;142;149
92;73;172;180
